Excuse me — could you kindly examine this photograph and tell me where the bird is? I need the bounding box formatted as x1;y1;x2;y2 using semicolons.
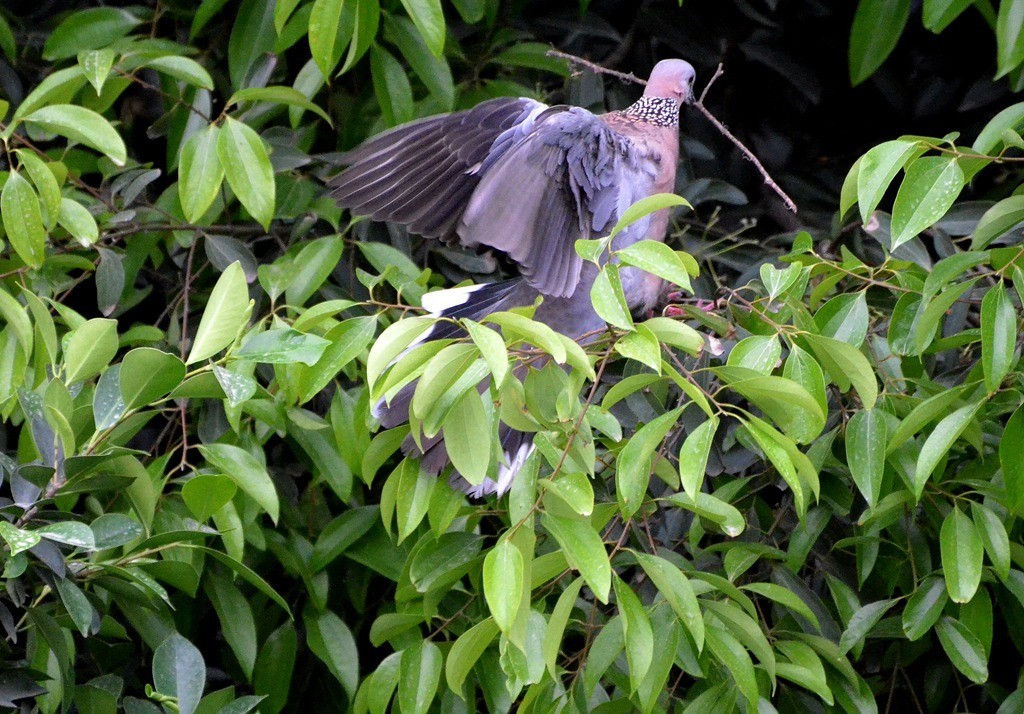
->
329;58;697;497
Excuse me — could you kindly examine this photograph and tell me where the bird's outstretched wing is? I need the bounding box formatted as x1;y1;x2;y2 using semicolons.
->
329;98;662;298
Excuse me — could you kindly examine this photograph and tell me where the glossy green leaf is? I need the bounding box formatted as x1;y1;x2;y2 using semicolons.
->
541;513;610;603
64;318;118;384
634;552;704;650
179;124;224;223
856;139;920;220
398;0;445;58
613;575;653;691
941;506;984;603
1003;405;1024;515
998;0;1024;78
916;400;983;498
217;116;275;229
591;265;634;331
846;409;887;507
198;443;279;524
186;262;250;364
849;0;911;85
616;407;682;518
1;171;46;268
936;616;988;683
152;634;206;714
398;641;441;714
981;280;1016;392
119;348;186;409
23;104;126;165
890;156;966;249
483;538;524;634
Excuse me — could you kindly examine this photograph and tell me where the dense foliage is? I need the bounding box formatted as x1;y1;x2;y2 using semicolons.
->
1;0;1024;712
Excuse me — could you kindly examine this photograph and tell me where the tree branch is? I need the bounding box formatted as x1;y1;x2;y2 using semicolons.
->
548;50;799;214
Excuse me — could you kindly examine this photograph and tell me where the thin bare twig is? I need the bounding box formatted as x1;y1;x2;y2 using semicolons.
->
547;50;799;214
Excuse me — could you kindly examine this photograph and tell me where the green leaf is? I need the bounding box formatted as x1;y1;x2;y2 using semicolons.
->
541;513;610;603
849;0;910;85
38;521;95;549
973;102;1024;154
815;292;869;346
616;407;682;518
297;316;377;403
139;56;215;90
187;262;250;364
705;625;760;708
442;390;491;486
665;491;746;537
366;317;435;392
542;472;595;516
152;634;206;714
1;170;46;268
902;576;948;641
198;443;279;524
483;538;524;634
445;619;499;699
464;319;508;386
308;0;348;77
311;506;379;572
179;124;224;223
614;324;662;373
838;599;897;655
972;502;1010;580
633;552;704;650
398;0;446;58
935;617;988;683
54;578;96;637
856;139;920;220
64;318;118;384
23;104;127;166
1003;405;1024;516
182;474;237;522
916;401;983;499
981;281;1016;392
998;0;1024;78
253;624;296;713
846;408;887;507
608;194;691;240
385;16;454;108
119;348;186;409
93;365;126;431
923;0;973;31
217;116;275;229
804;333;878;408
972;195;1024;249
15;149;61;230
715;368;825;443
226;86;333;125
941;506;984;603
0;14;14;62
742;582;819;629
236;328;330;365
643;317;703;355
890;156;966;249
58;197;99;246
398;641;441;714
227;0;277;89
679;418;717;500
616;240;695;293
727;334;781;374
370;46;414;126
613;575;654;691
591;264;634;331
304;609;359;699
0;521;40;556
78;49;115;94
42;7;141;60
0;288;33;355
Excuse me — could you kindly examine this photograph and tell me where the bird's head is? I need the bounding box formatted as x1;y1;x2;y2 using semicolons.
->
645;59;697;105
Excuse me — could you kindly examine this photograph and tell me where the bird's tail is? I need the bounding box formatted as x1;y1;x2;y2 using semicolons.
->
372;278;538;497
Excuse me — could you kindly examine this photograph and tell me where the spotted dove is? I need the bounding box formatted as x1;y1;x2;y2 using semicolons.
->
329;59;697;496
